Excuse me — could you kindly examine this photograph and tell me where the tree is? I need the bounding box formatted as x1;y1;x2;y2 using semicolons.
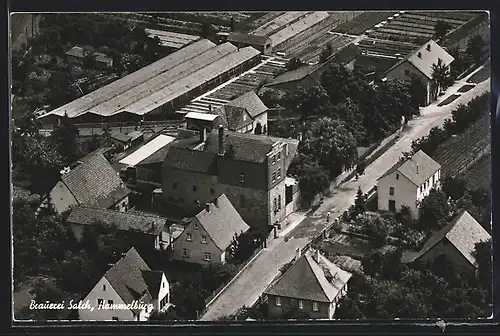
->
362;250;384;279
418;189;451;231
442;175;467;200
431;58;453;95
319;43;333;63
285;57;305;71
473;239;492;295
254;122;263;135
353;187;367;217
466;35;485;64
356;160;366;176
294;85;334;120
50;113;81;165
200;22;217;39
289;154;330;205
434;21;452;40
395;204;414;227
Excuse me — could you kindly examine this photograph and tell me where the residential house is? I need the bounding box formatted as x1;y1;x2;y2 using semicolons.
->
44;151;130;214
377;150;441;219
385;40;454;105
263;248;352;320
227;32;272;54
162;126;300;230
66;45;113;69
402;210;491;273
128;130;144;147
79;247;170;321
111;132;132;152
171;194;250;265
327;43;363;71
66;206;170;250
212;90;269;134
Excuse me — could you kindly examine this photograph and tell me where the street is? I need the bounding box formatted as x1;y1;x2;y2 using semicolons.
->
199;68;490;320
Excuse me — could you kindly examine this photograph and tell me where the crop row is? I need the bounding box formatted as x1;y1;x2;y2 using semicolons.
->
332;11;396;35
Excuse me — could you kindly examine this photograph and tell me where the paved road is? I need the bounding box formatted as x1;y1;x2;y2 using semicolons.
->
200;69;490;320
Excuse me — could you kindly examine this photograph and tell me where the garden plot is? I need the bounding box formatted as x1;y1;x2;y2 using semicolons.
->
332;11;396;35
463;153;491;192
293;33;355;63
357;37;417;57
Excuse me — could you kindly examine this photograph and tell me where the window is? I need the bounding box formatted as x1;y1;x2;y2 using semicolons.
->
173;182;178;189
204;252;211;261
389;187;394;196
240;195;246;207
432;175;435;184
108;300;114;305
272;172;276;182
273;197;277;212
299;300;304;309
276;297;281;306
272;156;276;165
182;248;188;258
313;301;319;311
277;152;281;161
112;317;119;321
102;284;106;291
240;173;245;183
194;223;198;229
97;299;104;307
243;114;247;121
122;201;126;207
201;235;207;243
193;185;197;192
278;194;281;210
163;282;165;288
277;169;281;179
187;233;192;241
396;174;399;180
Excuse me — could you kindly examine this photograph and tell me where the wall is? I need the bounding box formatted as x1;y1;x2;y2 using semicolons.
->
377;171;419;219
416;239;475;273
171;218;225;265
111;195;129;212
416;169;441;202
266;294;331;319
49;181;78;214
136;162;162;188
218;183;268;229
154;273;170;311
79;277;136;321
253;112;268;135
385;61;432;105
162;168;218;214
269;179;287;225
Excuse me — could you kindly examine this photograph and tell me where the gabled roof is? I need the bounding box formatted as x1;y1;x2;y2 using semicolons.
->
103;248;164;314
214;105;252;131
67;206;167;236
163;146;218;174
378;150;441;186
227;91;268;118
264;249;352;302
266;64;322;87
386;40;454;80
111;132;132;143
227;32;271;46
402;210;491;267
60;153;130;209
141;270;164;299
330;43;363;64
193;194;250;250
127;130;144;141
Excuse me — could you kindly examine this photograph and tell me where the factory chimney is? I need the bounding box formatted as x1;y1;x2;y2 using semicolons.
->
218;125;225;156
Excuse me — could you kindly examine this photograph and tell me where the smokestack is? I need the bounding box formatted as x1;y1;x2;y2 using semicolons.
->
218;125;225;156
295;247;301;261
200;127;207;143
205;203;210;213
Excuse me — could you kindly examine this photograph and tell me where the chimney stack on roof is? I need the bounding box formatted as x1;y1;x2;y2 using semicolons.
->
218;125;225;156
205;203;211;213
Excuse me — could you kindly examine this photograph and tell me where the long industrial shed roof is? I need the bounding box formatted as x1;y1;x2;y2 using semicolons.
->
73;42;238;118
269;11;330;47
40;39;216;119
251;11;310;36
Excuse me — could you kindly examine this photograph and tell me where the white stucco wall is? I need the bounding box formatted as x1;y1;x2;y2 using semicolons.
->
49;181;78;214
377;171;419;219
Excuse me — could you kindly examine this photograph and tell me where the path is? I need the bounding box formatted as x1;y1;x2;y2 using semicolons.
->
200;72;490;320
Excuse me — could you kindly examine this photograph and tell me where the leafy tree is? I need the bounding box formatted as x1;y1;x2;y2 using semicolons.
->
362;250;384;279
259;90;281;108
200;22;217;39
330;98;366;144
466;35;485;64
268;118;299;139
285;57;305;71
353;187;367;217
418;189;451;231
294;85;334;120
289;154;330;205
321;62;370;106
395;204;414;227
434;21;453;40
442;175;467;200
431;58;453;95
50;113;81;165
319;42;333;63
280;307;312;320
473;239;492;295
356;160;366;176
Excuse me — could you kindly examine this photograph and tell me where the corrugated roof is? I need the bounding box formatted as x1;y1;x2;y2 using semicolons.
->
378;150;441;186
402;210;491;267
60;153;130;209
269;12;330;48
67;206;167;236
194;194;250;250
103;248;159;314
42;39;216;119
120;134;176;166
228;32;271;46
264;249;352;302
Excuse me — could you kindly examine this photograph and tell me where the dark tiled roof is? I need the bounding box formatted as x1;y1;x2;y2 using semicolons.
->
103;247;162;314
377;150;441;186
141;270;164;299
264;249;351;302
163;146;217;174
228;91;268;118
111;132;132;143
228;32;270;46
194;194;250;250
402;211;491;266
67;206;167;236
331;43;362;64
214;105;250;131
61;153;130;209
267;64;322;87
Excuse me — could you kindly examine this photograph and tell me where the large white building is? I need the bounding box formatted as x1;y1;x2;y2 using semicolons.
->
377;150;441;219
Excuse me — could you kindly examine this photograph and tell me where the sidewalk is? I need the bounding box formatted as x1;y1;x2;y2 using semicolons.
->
278;213;307;237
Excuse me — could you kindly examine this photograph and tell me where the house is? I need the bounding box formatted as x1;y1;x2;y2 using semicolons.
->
111;132;132;152
79;247;170;321
227;32;272;54
261;64;323;94
402;210;491;273
171;194;250;265
127;130;144;147
45;151;130;214
66;206;170;250
327;43;363;71
385;40;454;105
212;90;268;134
66;46;113;69
263;248;352;319
162;126;300;230
377;150;441;219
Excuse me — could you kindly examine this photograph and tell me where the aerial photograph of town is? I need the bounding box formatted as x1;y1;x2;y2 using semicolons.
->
10;10;492;322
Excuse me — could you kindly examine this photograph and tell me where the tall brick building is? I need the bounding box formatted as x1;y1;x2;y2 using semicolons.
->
162;126;299;230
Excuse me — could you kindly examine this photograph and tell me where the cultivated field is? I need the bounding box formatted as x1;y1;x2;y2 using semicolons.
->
463;153;491;191
356;37;417;58
432;114;491;176
292;33;354;63
332;11;396;35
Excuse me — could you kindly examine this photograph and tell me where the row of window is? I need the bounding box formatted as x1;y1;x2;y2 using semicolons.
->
181;248;211;261
273;195;282;213
272;169;282;183
186;233;207;243
275;297;319;311
271;152;281;165
420;175;436;193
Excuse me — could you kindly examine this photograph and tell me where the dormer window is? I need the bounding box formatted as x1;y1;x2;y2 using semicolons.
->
240;173;245;183
417;52;422;58
426;44;431;51
243;114;247;121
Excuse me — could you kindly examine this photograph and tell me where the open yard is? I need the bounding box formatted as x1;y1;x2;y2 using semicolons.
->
467;59;491;84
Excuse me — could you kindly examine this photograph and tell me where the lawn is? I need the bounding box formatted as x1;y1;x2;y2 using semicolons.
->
437;94;461;107
467;59;491;84
457;84;475;93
